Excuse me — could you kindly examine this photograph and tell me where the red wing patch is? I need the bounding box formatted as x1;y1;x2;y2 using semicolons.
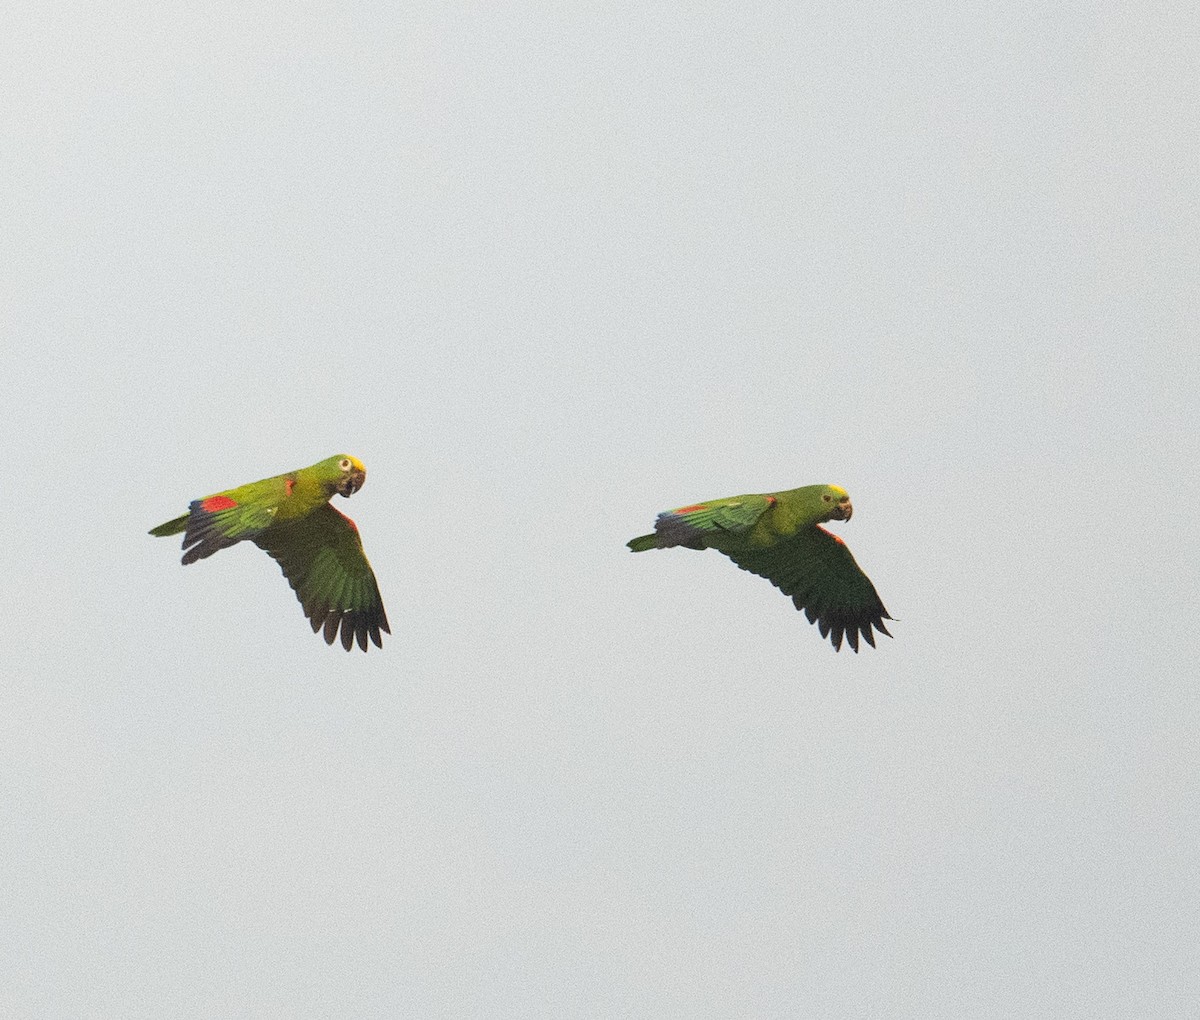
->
285;478;295;496
674;504;707;514
201;495;238;512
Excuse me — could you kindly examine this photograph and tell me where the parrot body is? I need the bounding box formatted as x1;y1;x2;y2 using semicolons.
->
628;484;891;652
151;455;389;652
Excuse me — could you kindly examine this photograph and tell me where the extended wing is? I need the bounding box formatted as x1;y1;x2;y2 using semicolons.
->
253;503;389;652
725;526;892;652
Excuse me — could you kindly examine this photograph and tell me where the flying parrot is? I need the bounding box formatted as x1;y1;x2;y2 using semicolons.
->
150;454;389;652
628;484;892;652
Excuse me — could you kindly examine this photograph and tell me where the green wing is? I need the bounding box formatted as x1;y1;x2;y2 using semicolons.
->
630;494;776;551
725;526;892;652
169;493;279;564
252;503;389;652
668;496;773;532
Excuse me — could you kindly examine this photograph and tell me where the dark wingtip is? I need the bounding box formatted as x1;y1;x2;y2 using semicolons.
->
306;606;388;651
796;601;893;653
830;624;847;652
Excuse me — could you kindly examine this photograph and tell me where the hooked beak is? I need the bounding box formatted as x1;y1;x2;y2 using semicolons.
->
337;468;366;498
833;498;852;521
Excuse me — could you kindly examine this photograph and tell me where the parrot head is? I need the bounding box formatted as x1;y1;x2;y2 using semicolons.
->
820;485;853;521
320;454;366;498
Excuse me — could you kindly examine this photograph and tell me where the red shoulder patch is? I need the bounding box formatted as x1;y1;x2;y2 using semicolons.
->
285;478;295;496
675;504;707;514
331;506;358;532
201;495;238;512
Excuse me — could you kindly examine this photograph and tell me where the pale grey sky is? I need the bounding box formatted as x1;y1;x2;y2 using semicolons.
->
2;2;1197;1017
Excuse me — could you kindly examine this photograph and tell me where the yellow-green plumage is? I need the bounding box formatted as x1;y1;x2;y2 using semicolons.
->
150;454;389;652
628;483;892;652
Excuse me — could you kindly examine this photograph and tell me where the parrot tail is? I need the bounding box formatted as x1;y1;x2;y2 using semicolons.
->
149;514;189;537
626;534;659;552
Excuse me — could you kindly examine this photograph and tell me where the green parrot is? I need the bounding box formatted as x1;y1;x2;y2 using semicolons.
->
150;454;389;652
628;484;892;652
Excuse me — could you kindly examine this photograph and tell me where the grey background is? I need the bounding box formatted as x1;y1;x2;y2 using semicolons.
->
3;3;1197;1017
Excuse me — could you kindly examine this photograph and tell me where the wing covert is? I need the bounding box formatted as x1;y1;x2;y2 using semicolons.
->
654;494;775;549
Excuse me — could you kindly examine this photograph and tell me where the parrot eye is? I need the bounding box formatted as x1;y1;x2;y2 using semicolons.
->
339;458;352;471
822;494;831;502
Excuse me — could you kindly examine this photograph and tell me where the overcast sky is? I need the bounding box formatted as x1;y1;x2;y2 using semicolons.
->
2;2;1197;1017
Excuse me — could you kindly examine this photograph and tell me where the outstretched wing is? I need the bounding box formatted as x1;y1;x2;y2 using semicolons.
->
650;494;776;549
253;503;389;652
178;494;276;564
725;526;892;652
